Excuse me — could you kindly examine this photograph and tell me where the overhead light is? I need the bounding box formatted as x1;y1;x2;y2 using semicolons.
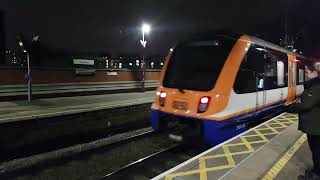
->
142;23;151;34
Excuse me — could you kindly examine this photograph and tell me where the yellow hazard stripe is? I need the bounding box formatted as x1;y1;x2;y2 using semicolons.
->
262;134;307;180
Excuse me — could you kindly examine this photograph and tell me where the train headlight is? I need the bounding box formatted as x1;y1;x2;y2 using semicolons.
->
160;92;167;98
198;96;211;113
159;91;167;106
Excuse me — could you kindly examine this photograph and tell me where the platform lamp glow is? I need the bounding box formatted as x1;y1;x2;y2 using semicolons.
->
140;23;151;91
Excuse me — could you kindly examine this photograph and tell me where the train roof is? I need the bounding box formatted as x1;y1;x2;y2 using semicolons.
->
189;30;315;61
248;35;308;60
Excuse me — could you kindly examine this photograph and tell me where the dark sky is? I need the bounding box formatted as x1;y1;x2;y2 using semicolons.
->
2;0;320;57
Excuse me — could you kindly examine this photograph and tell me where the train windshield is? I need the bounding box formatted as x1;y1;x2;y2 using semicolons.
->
163;36;236;91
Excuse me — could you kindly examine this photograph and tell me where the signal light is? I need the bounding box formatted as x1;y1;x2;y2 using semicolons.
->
198;96;211;113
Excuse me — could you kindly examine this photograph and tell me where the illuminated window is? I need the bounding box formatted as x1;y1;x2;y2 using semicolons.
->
277;61;285;86
299;69;304;83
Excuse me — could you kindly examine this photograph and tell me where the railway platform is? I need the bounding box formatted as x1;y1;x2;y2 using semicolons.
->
153;113;312;180
0;90;156;163
0;91;155;124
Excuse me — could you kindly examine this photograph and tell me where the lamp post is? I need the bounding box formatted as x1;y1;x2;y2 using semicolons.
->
26;51;31;102
140;23;151;91
17;34;32;102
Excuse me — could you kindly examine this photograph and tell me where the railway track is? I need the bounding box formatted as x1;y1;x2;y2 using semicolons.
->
1;117;151;162
100;143;210;180
1;128;176;180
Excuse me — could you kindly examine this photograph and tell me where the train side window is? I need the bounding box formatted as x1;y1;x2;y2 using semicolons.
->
277;61;285;86
298;69;304;83
266;48;288;87
263;53;278;90
234;45;264;94
297;62;305;84
234;69;256;94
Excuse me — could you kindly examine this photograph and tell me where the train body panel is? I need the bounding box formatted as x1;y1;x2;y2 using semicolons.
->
151;31;318;146
210;88;288;119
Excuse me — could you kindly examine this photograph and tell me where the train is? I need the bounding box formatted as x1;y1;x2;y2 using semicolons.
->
150;31;318;146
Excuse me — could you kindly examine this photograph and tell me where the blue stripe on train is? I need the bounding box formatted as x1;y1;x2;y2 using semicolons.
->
151;102;285;146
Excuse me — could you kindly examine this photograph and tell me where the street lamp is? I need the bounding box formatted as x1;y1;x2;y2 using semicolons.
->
139;23;151;91
141;23;151;48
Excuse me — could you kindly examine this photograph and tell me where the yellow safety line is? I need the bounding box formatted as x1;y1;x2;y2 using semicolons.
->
270;120;287;128
261;134;307;180
222;145;236;166
243;132;277;138
264;124;279;134
202;150;252;161
252;129;270;142
199;157;208;180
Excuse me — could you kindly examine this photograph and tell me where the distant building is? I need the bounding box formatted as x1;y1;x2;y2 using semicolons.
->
0;10;5;65
4;51;26;67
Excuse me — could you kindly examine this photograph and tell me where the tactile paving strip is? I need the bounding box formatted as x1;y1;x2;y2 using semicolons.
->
160;113;298;180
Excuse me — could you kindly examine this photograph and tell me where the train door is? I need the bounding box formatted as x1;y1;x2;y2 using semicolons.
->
286;55;297;104
255;49;269;110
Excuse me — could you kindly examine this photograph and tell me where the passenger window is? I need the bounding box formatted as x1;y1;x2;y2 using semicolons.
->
234;45;264;94
297;62;305;84
263;53;278;90
234;46;288;94
298;69;304;83
277;61;285;86
266;48;288;87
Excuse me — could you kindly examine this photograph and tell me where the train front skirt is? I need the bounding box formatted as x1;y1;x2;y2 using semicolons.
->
151;103;284;146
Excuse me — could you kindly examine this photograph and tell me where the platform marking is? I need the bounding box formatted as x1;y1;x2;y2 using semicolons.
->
261;133;307;180
162;113;298;180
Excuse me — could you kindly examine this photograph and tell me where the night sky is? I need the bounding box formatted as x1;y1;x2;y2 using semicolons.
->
2;0;320;57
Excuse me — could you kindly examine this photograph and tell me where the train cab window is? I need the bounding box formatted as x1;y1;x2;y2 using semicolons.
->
163;36;237;91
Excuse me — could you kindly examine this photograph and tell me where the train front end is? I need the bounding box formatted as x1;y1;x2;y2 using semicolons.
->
151;33;252;146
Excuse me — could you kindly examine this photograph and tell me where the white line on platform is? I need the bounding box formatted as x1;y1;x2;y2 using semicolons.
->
151;113;286;180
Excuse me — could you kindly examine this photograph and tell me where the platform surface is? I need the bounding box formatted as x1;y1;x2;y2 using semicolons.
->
152;113;312;180
0;91;155;123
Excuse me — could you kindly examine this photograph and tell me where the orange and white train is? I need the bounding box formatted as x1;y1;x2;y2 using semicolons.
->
151;31;317;145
